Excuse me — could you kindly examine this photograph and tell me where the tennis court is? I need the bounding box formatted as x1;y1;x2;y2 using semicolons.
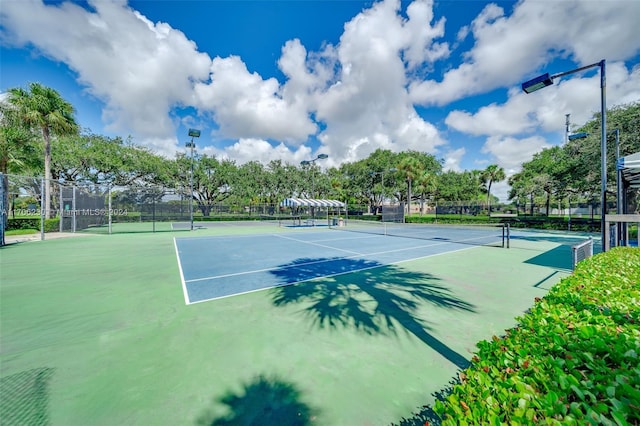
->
175;221;511;304
1;221;598;425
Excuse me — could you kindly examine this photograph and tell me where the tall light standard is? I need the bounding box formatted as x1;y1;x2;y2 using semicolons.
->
300;153;328;198
300;154;328;223
612;129;624;246
186;128;200;231
522;60;607;250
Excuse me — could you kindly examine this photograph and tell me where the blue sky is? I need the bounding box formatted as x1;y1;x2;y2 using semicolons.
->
1;0;640;199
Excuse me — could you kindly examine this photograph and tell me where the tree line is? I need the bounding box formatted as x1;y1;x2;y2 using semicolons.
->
509;103;640;214
2;83;638;218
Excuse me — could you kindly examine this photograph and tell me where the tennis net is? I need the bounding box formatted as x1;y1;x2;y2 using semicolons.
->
330;219;510;248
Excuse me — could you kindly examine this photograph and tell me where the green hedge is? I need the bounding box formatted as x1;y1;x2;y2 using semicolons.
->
435;247;640;424
407;215;500;225
7;218;59;232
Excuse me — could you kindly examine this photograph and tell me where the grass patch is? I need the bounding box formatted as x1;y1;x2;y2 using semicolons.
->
5;228;39;236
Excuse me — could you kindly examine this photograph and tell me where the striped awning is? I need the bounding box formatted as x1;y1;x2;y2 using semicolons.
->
280;198;345;208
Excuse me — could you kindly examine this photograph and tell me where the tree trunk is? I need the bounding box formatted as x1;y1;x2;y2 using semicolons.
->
529;193;534;215
545;192;551;216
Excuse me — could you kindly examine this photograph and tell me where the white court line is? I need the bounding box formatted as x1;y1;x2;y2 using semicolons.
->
273;233;365;255
187;244;478;305
173;237;191;305
177;230;502;304
183;236;461;284
185;256;357;283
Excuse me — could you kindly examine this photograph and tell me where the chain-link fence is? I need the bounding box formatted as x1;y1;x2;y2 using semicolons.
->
2;174;637;244
1;174;45;245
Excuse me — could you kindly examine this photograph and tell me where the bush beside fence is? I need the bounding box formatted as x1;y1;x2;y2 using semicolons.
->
6;218;59;232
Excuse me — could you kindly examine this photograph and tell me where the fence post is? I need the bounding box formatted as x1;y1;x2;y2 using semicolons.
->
108;184;112;235
0;173;5;246
40;178;45;241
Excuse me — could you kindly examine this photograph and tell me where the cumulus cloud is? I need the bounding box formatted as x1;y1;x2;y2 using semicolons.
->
479;135;550;201
481;135;549;175
409;0;640;106
193;55;317;143
1;0;639;181
314;0;447;163
1;0;212;154
446;62;640;137
201;138;313;165
442;147;465;172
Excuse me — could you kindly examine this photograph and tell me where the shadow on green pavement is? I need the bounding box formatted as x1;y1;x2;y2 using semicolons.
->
270;258;476;369
197;374;318;426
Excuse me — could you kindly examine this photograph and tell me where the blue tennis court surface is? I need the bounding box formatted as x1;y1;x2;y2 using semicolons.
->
174;228;502;304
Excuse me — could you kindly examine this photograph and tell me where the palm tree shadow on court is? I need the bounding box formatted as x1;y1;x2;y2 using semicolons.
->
269;257;476;369
196;374;318;426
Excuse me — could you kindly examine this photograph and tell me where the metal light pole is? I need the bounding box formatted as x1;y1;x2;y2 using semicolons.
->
522;60;607;250
186;128;200;231
613;129;625;246
300;154;328;223
300;154;328;198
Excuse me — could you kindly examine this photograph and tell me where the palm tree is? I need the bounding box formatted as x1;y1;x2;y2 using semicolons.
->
398;156;423;218
414;172;436;215
7;83;78;217
481;164;506;214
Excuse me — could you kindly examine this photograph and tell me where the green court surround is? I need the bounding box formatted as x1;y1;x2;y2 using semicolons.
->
1;224;574;425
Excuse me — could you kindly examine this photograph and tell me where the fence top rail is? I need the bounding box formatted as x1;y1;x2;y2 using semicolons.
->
604;214;640;223
572;238;594;251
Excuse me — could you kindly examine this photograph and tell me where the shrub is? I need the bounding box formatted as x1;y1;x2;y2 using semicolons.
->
44;218;59;232
7;217;59;233
434;247;640;424
7;218;40;231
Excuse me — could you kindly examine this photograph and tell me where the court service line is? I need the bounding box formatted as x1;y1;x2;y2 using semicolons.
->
186;244;479;305
173;238;191;305
183;237;465;284
273;233;365;255
184;255;361;283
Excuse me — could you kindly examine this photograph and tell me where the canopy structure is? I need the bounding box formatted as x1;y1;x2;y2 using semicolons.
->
604;151;640;250
619;151;640;189
280;198;345;208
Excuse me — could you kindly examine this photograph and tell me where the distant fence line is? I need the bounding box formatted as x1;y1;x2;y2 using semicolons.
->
1;173;629;242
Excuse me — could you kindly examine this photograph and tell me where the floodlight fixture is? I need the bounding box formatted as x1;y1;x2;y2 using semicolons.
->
521;73;554;93
568;132;589;141
188;128;201;138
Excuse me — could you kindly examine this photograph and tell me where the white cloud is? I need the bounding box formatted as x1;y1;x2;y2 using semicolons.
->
193;55;317;143
446;62;640;137
1;0;211;154
402;0;449;67
313;0;447;163
409;0;640;106
442;147;465;172
479;135;550;202
2;0;639;178
481;135;549;176
200;138;312;166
